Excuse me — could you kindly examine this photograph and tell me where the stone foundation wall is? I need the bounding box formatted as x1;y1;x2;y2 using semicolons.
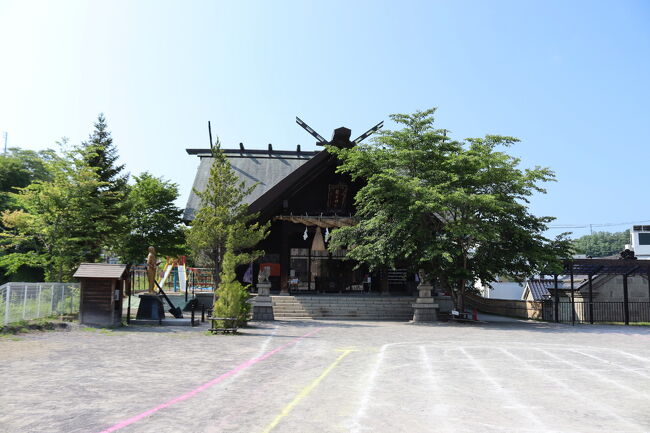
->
465;293;542;319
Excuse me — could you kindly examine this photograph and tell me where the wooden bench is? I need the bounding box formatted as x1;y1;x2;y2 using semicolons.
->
208;316;238;334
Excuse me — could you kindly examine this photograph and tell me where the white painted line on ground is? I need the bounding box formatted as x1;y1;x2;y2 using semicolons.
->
254;324;279;359
500;348;646;433
571;349;650;381
349;343;387;433
537;348;638;394
613;349;650;365
457;347;548;432
418;345;451;430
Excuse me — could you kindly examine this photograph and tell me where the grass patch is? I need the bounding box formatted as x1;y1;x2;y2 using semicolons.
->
0;317;68;334
0;334;21;341
81;325;119;333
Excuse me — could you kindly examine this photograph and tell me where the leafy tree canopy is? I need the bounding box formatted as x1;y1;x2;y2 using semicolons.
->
572;230;630;258
1;114;130;281
0;147;57;210
1;151;108;281
114;172;186;264
328;108;571;308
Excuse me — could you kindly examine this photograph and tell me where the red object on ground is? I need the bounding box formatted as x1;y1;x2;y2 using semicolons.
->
260;262;281;277
472;308;478;321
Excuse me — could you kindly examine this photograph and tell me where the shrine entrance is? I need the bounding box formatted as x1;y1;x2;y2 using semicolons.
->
289;247;370;293
277;215;371;294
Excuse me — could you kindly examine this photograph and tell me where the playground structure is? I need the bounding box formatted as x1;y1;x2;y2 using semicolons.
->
126;257;216;325
131;256;215;294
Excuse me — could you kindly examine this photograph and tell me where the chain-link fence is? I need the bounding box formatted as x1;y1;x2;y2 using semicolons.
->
0;282;80;325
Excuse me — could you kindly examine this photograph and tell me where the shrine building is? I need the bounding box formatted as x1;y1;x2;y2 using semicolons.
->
183;121;417;296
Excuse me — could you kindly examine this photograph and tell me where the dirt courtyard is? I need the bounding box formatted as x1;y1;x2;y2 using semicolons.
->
1;319;649;433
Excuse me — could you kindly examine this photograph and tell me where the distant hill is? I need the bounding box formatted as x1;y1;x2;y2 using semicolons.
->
572;230;630;258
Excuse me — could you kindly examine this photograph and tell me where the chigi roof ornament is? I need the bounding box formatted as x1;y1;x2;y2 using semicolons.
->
295;116;384;148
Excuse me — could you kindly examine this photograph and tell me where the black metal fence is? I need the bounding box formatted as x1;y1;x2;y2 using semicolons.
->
542;300;650;324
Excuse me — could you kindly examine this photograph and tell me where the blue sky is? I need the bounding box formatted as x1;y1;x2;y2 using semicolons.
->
1;0;648;238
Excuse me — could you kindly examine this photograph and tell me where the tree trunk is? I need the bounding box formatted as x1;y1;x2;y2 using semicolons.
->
211;246;223;305
458;279;465;313
457;248;468;313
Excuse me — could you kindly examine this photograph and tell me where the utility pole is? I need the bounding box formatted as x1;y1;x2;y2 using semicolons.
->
2;132;6;154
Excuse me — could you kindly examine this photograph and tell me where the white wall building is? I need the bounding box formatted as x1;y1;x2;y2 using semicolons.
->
630;225;650;259
476;279;525;300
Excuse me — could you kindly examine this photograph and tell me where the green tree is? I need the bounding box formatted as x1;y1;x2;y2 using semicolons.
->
213;221;268;327
115;172;186;264
1;151;106;281
186;139;268;288
0;147;56;210
573;230;630;257
78;114;129;260
0;147;57;281
329;108;571;310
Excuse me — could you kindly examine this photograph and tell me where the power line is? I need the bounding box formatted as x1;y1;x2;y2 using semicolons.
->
548;218;650;230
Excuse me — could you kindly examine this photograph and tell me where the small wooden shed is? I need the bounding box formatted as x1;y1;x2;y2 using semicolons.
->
74;263;129;326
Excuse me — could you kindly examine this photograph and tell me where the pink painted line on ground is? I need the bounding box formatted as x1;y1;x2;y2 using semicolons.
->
97;328;322;433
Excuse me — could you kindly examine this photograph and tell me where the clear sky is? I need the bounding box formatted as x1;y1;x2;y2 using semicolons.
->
1;0;649;238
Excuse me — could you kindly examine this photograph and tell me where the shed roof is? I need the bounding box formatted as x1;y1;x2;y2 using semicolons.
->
73;263;129;279
183;148;318;221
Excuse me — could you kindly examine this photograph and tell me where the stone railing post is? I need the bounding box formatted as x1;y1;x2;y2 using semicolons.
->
412;271;438;322
252;281;274;321
4;285;10;326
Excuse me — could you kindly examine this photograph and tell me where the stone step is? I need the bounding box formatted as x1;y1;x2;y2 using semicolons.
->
273;304;413;308
273;310;413;316
270;295;416;320
272;299;414;303
273;303;414;306
273;307;414;311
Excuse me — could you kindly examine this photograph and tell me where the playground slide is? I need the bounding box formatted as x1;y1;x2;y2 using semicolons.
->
178;264;187;292
158;263;174;287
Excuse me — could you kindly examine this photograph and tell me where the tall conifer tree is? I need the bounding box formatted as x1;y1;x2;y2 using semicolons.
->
79;114;129;261
186;138;268;291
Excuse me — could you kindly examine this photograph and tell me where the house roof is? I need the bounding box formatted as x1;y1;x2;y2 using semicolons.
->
525;280;555;301
183;148;319;221
73;263;128;279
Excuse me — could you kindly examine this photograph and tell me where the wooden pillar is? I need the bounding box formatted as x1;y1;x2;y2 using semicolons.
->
307;248;312;291
127;272;132;325
380;268;389;296
588;274;594;324
554;274;559;323
280;221;290;295
623;273;630;326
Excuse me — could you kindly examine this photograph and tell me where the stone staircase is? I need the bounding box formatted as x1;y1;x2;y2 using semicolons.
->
271;295;415;320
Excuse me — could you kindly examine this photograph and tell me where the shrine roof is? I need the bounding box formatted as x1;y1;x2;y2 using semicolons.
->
183;147;324;221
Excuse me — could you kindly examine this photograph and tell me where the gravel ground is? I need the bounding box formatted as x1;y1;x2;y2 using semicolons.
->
1;319;650;433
